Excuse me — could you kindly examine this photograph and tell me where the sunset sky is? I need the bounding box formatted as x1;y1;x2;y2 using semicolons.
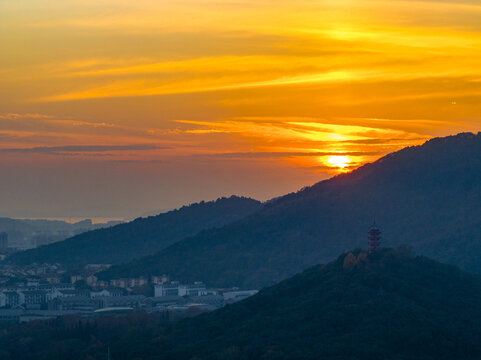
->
1;0;481;218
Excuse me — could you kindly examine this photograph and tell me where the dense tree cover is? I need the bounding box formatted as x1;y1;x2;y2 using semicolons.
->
3;249;481;360
7;196;262;266
0;312;172;360
100;133;481;287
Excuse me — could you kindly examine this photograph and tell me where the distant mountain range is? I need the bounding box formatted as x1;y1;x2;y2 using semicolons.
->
97;132;481;287
3;249;481;360
6;196;262;266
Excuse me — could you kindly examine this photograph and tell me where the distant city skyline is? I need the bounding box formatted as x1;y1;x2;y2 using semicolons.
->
1;0;481;217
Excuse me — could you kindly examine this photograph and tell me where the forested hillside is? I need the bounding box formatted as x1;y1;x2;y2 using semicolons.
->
7;196;262;266
3;249;481;360
100;133;481;287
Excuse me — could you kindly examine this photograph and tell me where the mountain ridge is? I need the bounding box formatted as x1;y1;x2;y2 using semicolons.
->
99;132;481;287
6;196;262;266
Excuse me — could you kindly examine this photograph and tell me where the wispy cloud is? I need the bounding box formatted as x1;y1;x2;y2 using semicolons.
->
105;159;165;164
0;113;55;120
1;0;479;180
1;144;168;154
201;151;384;159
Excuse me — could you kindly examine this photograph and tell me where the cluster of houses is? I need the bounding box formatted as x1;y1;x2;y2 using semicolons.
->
76;274;168;290
0;280;258;323
154;282;258;303
0;263;67;286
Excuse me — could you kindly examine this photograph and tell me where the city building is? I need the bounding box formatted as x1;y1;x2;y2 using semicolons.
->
20;290;47;308
110;278;128;288
155;281;207;297
85;275;98;286
98;295;146;310
179;282;207;296
90;289;123;298
128;277;148;287
155;282;182;297
45;276;61;284
145;296;183;310
3;291;20;307
49;296;99;313
151;275;169;284
70;275;83;284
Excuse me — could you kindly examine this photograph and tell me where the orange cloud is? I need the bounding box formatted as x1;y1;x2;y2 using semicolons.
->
0;0;480;204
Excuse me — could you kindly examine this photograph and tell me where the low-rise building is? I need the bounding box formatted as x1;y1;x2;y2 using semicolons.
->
110;278;128;288
45;276;61;284
145;295;183;310
155;282;207;297
85;275;98;286
48;296;99;313
155;282;181;297
151;275;169;284
70;275;83;284
90;289;123;298
20;290;47;307
3;291;20;307
128;277;148;287
35;283;74;291
98;295;146;309
179;282;207;296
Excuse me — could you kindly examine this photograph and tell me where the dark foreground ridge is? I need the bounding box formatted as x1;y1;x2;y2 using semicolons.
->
2;249;481;359
100;132;481;287
6;196;262;266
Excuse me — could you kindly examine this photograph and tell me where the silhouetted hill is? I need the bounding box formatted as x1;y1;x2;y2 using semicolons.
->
156;249;481;360
6;196;262;266
3;250;481;360
99;132;481;287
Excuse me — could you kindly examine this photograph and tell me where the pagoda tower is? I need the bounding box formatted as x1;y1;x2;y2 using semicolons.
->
368;222;381;253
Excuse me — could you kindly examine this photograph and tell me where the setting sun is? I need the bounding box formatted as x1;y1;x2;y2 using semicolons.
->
327;155;352;169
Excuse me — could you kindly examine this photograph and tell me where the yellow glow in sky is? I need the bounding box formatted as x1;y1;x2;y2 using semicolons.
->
327;155;352;170
0;0;480;216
